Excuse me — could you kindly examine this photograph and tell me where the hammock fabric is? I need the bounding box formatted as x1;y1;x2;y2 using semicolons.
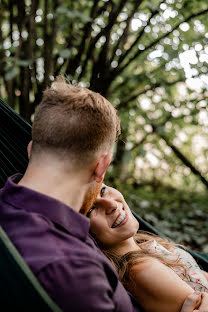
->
0;98;31;186
0;98;208;273
0;99;61;310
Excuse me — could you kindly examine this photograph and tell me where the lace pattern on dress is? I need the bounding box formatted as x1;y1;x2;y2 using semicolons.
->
139;239;208;293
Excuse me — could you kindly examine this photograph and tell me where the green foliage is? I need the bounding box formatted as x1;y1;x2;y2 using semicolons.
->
5;67;19;81
55;7;91;22
58;49;71;59
116;182;208;252
16;60;33;67
1;0;208;251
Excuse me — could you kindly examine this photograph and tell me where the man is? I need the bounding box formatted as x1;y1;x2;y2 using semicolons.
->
0;77;207;311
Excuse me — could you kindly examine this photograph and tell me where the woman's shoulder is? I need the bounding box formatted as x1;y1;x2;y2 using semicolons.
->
128;254;194;312
130;255;164;275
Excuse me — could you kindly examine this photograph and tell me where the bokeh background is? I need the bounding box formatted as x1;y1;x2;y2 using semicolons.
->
0;0;208;252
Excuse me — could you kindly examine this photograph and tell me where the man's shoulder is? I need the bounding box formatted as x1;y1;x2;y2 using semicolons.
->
37;255;138;312
38;234;120;287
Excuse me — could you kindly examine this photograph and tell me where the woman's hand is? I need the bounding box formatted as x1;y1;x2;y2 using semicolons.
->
181;292;208;312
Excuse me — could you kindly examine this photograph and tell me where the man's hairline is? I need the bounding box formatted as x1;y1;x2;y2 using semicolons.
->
29;139;114;168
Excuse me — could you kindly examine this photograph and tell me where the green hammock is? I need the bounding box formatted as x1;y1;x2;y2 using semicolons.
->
0;98;208;310
0;98;30;184
0;98;62;310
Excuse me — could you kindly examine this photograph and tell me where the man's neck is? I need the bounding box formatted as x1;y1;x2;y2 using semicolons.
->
18;163;88;212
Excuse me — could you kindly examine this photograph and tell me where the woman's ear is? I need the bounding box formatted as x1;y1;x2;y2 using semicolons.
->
94;153;112;183
27;141;33;159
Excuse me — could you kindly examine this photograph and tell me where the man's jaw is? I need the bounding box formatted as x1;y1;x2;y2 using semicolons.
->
79;181;102;215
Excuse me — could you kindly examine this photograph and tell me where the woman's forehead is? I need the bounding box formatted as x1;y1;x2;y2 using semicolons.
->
103;184;118;195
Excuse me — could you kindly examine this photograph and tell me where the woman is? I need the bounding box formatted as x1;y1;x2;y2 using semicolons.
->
88;184;208;312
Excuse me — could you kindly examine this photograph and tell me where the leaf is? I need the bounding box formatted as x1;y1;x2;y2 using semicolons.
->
16;59;32;67
56;7;91;22
73;12;91;23
123;150;132;163
56;7;68;14
59;49;71;59
155;126;164;135
138;146;146;157
5;67;19;81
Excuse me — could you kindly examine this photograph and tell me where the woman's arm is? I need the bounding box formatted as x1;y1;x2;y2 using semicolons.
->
127;258;194;312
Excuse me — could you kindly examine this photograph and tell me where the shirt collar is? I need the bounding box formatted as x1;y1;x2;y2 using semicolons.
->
2;174;90;241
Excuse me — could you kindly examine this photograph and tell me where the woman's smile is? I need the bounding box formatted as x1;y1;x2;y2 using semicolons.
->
111;209;128;228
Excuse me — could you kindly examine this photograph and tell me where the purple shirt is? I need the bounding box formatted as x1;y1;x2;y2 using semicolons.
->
0;174;142;312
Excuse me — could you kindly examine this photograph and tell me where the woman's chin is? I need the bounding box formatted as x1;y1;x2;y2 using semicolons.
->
121;226;139;240
128;216;139;233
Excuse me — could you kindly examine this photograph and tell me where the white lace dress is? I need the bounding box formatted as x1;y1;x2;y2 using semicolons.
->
139;239;208;293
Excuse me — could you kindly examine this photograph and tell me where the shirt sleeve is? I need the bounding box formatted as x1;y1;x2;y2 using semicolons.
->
37;257;117;312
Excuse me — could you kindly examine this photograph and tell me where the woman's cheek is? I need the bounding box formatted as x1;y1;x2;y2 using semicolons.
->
90;217;105;233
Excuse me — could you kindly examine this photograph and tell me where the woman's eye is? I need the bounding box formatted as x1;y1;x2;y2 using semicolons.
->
100;186;106;197
86;205;97;217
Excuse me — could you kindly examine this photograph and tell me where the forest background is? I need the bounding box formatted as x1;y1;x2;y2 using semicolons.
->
0;0;208;252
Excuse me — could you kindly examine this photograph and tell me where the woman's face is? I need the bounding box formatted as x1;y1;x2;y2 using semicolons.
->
88;184;139;248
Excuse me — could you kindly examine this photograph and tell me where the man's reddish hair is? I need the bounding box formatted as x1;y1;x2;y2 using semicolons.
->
31;76;120;164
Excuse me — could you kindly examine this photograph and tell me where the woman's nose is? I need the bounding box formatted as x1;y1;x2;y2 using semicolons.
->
95;198;118;214
105;200;118;215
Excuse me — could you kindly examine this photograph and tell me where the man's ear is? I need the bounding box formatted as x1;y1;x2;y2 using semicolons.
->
94;153;112;183
27;141;33;159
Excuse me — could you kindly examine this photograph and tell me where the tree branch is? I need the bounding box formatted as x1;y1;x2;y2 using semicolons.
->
65;0;100;76
110;59;167;95
114;8;208;77
55;0;108;77
78;0;128;81
115;4;162;74
129;110;208;189
154;126;208;189
9;0;14;44
108;0;144;66
117;77;184;110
